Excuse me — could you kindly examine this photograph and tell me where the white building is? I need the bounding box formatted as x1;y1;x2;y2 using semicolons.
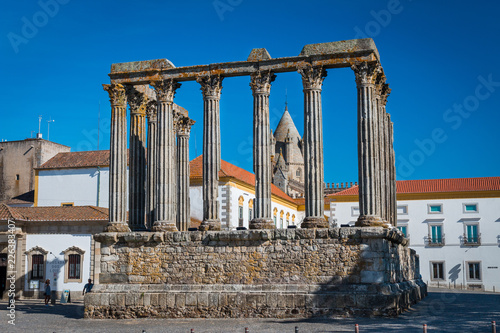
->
329;177;500;292
35;151;304;229
0;204;107;300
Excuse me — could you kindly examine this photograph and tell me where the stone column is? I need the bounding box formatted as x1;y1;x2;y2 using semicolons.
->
146;100;157;230
381;83;392;225
374;76;385;224
352;62;385;227
249;70;276;229
298;65;329;229
197;75;223;231
151;79;181;232
388;115;397;227
125;86;147;231
176;116;195;231
103;83;130;232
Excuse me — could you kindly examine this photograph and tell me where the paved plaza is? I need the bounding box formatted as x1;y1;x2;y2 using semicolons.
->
0;289;498;333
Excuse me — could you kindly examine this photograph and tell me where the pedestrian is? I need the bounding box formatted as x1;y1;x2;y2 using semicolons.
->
44;279;51;306
82;278;94;295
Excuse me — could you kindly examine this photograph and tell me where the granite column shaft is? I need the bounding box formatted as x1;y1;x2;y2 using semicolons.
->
103;83;130;232
146;101;157;229
250;71;275;229
299;65;329;229
176;116;195;231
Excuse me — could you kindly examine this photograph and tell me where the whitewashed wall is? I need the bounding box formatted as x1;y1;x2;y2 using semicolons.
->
331;196;500;292
24;234;92;293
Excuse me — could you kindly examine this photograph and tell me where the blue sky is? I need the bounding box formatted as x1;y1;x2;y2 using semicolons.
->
1;0;499;182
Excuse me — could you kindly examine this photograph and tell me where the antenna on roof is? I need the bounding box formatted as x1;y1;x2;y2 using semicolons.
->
97;100;101;151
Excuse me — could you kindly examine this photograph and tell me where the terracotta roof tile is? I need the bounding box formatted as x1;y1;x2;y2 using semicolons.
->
329;177;500;197
0;205;109;222
38;150;114;169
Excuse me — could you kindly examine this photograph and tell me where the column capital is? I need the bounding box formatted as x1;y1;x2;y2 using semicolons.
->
250;70;276;95
151;79;181;103
197;75;223;98
298;64;327;90
381;83;391;105
103;83;126;107
177;116;196;136
351;62;381;86
125;85;148;115
145;100;157;121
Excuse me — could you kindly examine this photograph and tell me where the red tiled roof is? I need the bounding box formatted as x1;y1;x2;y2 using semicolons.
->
190;155;294;203
329;177;500;196
38;150;114;169
0;204;109;222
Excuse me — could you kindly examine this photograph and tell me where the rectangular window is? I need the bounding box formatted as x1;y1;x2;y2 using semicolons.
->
351;207;359;217
397;226;408;237
280;218;283;229
68;254;81;279
428;204;443;213
31;254;44;279
431;262;444;280
463;203;478;213
468;262;481;280
238;206;243;219
273;216;276;225
248;209;252;221
465;224;479;243
429;225;443;245
61;202;74;207
397;205;408;215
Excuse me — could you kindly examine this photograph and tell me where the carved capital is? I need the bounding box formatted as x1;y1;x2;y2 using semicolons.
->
103;83;126;107
197;75;223;98
173;110;182;130
298;65;327;90
125;85;148;115
177;116;196;136
250;70;276;95
381;83;391;105
151;79;181;103
145;100;157;121
351;62;381;86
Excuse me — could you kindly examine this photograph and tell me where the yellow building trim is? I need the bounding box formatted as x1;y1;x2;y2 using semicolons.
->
226;179;298;210
34;170;39;207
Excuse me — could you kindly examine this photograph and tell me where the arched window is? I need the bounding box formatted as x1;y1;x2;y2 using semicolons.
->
296;168;301;177
273;207;278;226
26;246;48;282
63;246;85;283
292;214;296;224
248;199;253;221
238;196;244;227
286;212;290;226
280;210;284;229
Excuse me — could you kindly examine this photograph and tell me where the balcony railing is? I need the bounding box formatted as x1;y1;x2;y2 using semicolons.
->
427;234;445;246
463;233;481;246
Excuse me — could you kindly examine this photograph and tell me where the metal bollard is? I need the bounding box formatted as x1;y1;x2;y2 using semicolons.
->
355;324;359;333
295;326;299;333
423;324;427;333
245;328;249;333
493;321;496;333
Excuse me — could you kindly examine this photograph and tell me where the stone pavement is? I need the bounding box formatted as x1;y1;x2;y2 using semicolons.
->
0;289;498;333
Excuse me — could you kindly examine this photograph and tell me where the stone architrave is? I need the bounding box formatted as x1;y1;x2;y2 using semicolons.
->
151;79;181;232
103;83;130;232
176;116;195;231
298;64;329;229
124;85;147;231
197;75;223;231
249;70;276;230
352;62;386;227
145;100;157;229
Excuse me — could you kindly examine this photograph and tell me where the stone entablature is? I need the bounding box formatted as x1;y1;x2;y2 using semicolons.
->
85;227;426;318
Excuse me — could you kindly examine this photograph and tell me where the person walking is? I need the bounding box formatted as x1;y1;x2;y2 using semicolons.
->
82;278;94;296
44;279;51;306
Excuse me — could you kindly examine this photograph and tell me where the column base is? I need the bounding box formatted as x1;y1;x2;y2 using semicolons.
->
301;217;329;229
105;222;130;233
249;218;275;230
199;219;221;231
355;215;388;228
152;221;178;232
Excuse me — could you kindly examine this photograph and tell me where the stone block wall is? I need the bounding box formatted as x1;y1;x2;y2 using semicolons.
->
85;227;426;318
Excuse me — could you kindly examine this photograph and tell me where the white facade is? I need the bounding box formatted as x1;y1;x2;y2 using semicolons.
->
25;234;92;295
331;196;500;292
